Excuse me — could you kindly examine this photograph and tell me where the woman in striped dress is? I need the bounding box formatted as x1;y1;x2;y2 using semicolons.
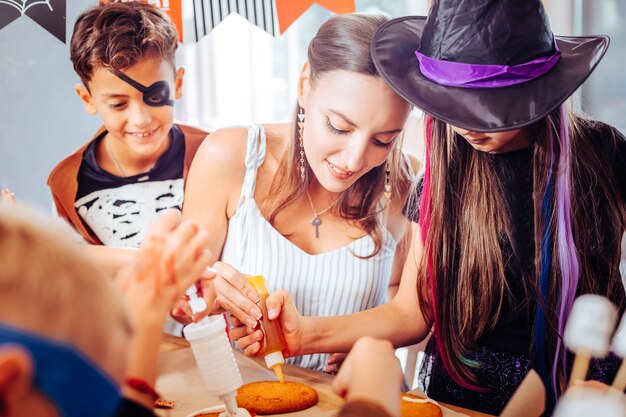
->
181;14;419;372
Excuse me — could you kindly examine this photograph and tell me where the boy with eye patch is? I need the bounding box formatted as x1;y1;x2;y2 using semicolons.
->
47;1;209;250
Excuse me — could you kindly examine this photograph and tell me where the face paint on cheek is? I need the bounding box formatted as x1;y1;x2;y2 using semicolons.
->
111;69;174;107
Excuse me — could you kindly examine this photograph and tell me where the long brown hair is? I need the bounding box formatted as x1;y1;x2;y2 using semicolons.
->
416;108;626;390
262;14;414;257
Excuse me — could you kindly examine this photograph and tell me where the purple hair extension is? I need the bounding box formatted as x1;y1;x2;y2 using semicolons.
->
551;104;580;394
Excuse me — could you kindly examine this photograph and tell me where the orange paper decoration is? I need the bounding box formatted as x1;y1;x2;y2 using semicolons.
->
100;0;183;42
275;0;356;33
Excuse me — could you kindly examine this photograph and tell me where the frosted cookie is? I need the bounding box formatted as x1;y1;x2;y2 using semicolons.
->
401;393;443;417
236;381;318;414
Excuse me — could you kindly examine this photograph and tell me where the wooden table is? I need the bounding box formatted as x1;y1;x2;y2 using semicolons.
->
155;335;493;417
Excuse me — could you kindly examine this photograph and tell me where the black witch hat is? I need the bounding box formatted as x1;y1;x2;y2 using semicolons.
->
371;0;609;132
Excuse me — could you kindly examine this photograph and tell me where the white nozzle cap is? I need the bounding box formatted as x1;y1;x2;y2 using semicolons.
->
264;351;284;369
563;295;617;357
185;284;207;315
183;315;225;341
611;314;626;357
188;297;207;315
219;391;238;417
185;284;198;296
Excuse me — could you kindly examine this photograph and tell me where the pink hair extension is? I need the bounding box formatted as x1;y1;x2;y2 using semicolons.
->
551;104;580;393
419;116;447;375
419;116;433;334
420;117;486;391
419;115;432;245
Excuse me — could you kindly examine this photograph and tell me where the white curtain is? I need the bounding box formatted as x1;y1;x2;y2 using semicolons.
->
175;1;429;131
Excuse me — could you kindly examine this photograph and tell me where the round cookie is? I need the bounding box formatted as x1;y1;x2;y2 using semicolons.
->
236;381;319;414
400;393;442;417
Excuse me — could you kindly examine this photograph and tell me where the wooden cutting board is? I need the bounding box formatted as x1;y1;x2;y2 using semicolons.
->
155;336;493;417
155;342;343;417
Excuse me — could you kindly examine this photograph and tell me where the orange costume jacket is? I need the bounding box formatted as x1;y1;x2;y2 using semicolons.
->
47;123;208;245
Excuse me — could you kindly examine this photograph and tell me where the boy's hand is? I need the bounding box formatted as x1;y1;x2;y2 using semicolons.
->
332;337;402;417
170;270;221;324
1;188;16;204
117;209;212;327
325;353;348;375
571;379;625;394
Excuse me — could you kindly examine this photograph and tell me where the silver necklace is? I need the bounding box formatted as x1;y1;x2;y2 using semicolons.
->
108;139;127;178
305;190;338;239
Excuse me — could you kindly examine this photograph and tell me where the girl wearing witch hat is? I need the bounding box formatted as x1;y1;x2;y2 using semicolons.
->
228;0;626;415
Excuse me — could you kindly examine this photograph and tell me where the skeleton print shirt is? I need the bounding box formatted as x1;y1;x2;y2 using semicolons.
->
74;126;185;247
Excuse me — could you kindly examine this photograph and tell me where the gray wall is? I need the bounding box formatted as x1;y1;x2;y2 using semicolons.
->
0;0;99;211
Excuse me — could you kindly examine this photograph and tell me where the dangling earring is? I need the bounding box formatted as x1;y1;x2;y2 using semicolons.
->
298;107;306;182
384;159;392;201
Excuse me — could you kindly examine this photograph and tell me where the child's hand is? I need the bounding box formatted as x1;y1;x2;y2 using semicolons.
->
571;379;625;394
332;337;402;417
170;297;193;326
170;272;221;324
117;209;211;327
1;188;16;203
325;353;348;375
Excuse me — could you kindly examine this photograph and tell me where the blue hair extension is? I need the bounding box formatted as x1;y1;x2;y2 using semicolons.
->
533;143;555;404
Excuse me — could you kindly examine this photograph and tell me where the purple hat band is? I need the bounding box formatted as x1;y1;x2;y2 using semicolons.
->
415;42;561;88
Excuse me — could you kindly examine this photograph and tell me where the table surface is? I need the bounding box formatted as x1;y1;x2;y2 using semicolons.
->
155;335;494;417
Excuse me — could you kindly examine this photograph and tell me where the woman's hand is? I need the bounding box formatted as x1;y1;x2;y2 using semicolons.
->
332;337;402;417
228;289;305;359
209;261;264;329
171;260;270;326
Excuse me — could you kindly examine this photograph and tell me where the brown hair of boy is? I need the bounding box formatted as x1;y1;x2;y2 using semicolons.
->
70;1;178;86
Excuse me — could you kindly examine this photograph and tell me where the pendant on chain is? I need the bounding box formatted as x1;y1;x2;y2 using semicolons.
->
311;216;322;238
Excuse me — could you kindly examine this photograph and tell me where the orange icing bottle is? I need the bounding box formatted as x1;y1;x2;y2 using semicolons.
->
246;275;286;382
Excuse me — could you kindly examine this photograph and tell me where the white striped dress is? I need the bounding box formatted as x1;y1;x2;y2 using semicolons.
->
221;125;397;371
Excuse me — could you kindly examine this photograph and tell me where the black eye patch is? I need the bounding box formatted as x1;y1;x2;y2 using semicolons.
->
111;69;174;107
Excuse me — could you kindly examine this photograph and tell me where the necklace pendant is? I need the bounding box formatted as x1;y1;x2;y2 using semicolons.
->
311;216;322;239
